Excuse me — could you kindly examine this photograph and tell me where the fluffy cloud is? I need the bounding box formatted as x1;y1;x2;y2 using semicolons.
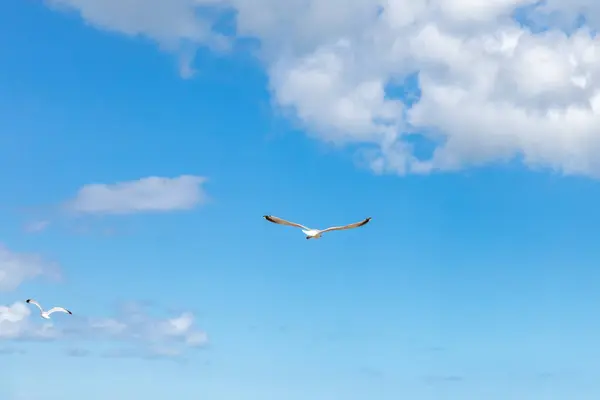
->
0;245;60;292
45;0;600;177
66;175;208;214
0;301;208;359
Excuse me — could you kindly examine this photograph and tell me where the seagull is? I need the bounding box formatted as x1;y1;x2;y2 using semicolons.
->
26;299;72;320
263;215;371;239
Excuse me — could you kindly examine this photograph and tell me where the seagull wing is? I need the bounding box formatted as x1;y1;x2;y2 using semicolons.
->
26;299;43;312
320;217;372;234
263;215;309;230
47;307;72;316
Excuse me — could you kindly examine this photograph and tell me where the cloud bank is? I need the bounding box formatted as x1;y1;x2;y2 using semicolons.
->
0;301;208;359
44;0;600;177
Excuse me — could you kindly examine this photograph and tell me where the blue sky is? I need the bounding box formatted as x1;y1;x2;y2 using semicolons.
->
2;1;600;399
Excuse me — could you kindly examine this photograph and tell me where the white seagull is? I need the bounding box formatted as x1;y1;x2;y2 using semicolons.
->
263;215;372;239
26;299;72;320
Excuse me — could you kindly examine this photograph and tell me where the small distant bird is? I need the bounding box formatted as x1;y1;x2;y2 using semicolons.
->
263;215;371;239
26;299;72;319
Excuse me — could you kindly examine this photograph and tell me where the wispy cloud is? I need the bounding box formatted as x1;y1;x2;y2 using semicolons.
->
0;245;61;291
358;366;385;379
64;347;90;357
425;346;446;353
101;346;190;362
16;176;207;234
64;175;208;215
0;301;208;360
23;220;50;233
0;346;26;355
423;375;464;384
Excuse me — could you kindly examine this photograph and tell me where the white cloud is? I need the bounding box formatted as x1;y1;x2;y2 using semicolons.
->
0;245;60;292
0;301;208;359
66;175;208;215
0;302;32;339
45;0;600;177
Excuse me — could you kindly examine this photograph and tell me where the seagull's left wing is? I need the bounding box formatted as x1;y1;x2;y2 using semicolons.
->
263;215;309;230
320;217;372;233
26;299;43;312
47;307;72;316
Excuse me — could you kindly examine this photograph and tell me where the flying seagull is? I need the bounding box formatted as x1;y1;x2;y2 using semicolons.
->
26;299;72;320
263;215;371;239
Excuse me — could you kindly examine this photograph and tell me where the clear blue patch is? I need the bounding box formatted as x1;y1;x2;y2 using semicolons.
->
384;72;421;109
204;7;238;38
512;1;548;34
513;1;595;36
403;133;440;162
384;71;439;162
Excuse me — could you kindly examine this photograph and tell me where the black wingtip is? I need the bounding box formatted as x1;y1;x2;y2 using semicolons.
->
67;310;72;315
26;299;31;303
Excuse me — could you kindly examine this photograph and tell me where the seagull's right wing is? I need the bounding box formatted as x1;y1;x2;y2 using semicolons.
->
26;299;43;312
263;215;309;230
320;217;372;233
47;307;72;316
